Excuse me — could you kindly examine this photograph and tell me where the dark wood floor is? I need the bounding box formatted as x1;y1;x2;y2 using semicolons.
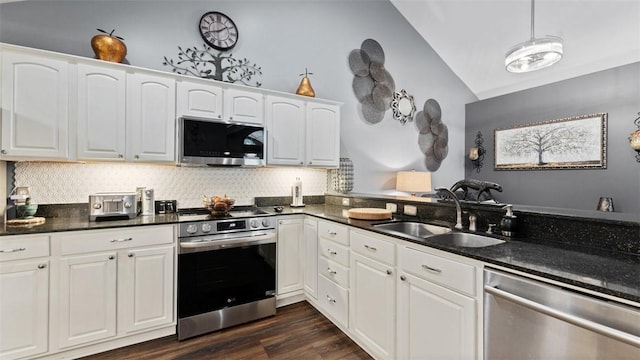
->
80;301;372;360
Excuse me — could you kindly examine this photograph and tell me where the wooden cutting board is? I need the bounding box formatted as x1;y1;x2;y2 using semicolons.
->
6;217;46;226
347;208;392;220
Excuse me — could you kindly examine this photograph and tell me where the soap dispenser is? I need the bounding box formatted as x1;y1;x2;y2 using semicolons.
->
500;204;517;237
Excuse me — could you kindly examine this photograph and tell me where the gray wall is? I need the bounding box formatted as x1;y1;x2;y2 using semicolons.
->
465;62;640;213
0;0;476;195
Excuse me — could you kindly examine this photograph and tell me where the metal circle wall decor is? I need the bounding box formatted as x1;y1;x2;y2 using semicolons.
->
391;89;416;124
415;98;449;171
349;39;396;124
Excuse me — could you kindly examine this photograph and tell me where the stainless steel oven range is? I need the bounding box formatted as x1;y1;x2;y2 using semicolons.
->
177;207;276;340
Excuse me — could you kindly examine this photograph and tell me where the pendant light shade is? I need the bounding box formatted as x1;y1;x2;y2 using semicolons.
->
505;0;563;73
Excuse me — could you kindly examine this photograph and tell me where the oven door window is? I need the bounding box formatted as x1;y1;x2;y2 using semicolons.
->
178;243;276;318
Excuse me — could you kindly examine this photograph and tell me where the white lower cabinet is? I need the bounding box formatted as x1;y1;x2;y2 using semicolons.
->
58;251;118;348
303;217;318;299
0;235;50;360
0;259;49;360
52;225;176;356
397;245;477;360
276;217;304;297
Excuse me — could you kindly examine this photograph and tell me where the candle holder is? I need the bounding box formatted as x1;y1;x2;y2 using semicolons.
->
469;131;485;172
629;112;640;162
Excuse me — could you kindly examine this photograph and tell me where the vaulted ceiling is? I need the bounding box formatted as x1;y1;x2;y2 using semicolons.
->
390;0;640;100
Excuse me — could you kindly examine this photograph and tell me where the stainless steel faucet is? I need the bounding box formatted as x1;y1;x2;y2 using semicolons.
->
435;187;463;230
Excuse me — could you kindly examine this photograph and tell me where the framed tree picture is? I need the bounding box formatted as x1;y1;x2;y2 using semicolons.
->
494;113;607;170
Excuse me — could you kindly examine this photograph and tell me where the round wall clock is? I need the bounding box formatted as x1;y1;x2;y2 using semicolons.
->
199;11;238;51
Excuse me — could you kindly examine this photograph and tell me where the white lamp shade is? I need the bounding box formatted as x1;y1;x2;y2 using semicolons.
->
396;171;431;195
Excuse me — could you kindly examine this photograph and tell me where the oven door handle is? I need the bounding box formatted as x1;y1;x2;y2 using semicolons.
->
180;232;276;253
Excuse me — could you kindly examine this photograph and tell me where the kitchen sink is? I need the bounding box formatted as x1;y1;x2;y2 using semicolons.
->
373;221;452;238
428;232;506;248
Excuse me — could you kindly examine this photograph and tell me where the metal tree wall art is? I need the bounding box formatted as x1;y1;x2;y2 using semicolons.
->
163;44;262;87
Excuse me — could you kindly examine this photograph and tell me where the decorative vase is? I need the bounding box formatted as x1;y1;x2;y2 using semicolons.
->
332;157;354;193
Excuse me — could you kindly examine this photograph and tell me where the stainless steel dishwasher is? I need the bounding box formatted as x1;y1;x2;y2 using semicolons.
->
484;268;640;359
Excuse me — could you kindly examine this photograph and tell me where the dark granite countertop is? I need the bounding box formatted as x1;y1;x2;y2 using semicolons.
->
1;204;638;304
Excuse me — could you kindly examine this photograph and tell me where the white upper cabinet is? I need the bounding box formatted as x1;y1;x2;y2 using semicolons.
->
76;63;127;160
126;72;176;163
266;96;305;165
1;49;69;160
306;102;340;167
176;79;223;120
224;88;263;125
266;95;341;168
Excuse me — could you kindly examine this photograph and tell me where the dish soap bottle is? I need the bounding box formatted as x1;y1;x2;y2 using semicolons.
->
500;204;517;237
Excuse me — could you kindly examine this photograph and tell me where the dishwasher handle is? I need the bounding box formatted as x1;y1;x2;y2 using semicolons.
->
484;285;640;348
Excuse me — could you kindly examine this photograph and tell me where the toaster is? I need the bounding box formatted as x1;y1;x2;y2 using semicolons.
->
89;192;138;221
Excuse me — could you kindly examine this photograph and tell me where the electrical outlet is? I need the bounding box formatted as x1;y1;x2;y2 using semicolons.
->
386;203;397;213
342;197;350;206
404;205;417;216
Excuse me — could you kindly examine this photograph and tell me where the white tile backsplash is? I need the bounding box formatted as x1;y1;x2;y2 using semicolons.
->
14;162;328;207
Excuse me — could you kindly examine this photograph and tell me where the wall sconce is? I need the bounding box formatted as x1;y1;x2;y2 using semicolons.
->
469;131;485;172
396;170;431;197
629;112;640;162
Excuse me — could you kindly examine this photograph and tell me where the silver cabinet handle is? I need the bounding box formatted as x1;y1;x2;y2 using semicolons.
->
328;249;337;255
108;255;115;260
110;237;132;243
0;149;6;155
386;269;392;275
484;285;640;348
326;295;336;304
364;244;377;251
327;267;337;275
328;231;337;236
117;154;124;158
400;275;406;281
422;264;442;273
0;247;26;253
37;263;47;269
128;253;134;257
134;155;140;159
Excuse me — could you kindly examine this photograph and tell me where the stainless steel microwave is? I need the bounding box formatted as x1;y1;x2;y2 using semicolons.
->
178;117;265;166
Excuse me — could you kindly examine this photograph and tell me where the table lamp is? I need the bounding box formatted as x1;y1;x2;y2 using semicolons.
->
396;170;431;196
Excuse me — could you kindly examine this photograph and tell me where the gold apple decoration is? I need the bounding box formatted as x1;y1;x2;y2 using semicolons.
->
91;29;127;63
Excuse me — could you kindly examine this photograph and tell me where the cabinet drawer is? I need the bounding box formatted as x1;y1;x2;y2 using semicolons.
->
318;275;349;328
400;246;475;296
59;225;174;255
350;230;395;265
318;221;349;246
0;235;49;261
319;256;349;288
319;238;349;267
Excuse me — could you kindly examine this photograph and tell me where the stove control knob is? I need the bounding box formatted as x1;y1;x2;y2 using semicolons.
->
93;203;102;209
250;219;260;228
124;202;132;208
201;223;212;233
262;218;272;228
186;224;198;234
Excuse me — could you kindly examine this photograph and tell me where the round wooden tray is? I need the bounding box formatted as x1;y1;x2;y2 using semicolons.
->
347;208;392;220
6;217;46;226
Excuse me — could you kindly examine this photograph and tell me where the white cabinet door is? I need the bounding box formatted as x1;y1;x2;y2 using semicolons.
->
276;218;304;295
224;88;263;125
127;72;176;163
350;252;396;360
76;63;127;161
397;272;476;360
58;252;117;349
303;217;318;299
118;245;174;333
306;102;340;167
1;50;69;160
0;260;49;360
176;79;223;120
266;96;305;166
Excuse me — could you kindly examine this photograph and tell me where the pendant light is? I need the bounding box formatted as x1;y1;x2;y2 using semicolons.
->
505;0;563;73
